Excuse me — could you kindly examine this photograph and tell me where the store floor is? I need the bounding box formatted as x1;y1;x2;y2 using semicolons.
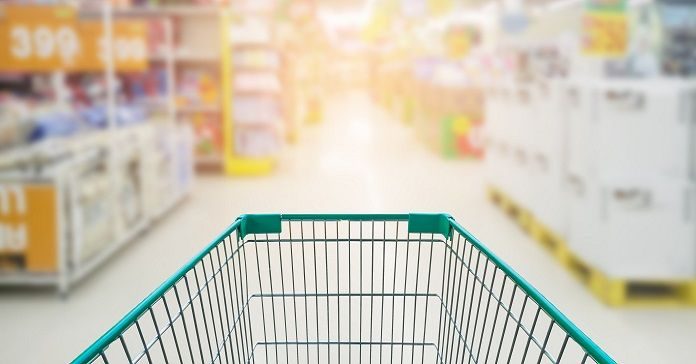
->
1;91;695;363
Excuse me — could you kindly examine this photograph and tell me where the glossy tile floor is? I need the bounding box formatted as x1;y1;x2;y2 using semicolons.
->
1;91;695;363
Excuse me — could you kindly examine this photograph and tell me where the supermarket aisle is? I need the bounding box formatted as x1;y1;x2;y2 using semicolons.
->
0;91;695;363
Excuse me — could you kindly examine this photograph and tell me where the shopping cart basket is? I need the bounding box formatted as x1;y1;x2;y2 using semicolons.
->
73;213;614;364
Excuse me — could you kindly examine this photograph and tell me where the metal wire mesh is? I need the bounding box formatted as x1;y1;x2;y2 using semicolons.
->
84;217;604;364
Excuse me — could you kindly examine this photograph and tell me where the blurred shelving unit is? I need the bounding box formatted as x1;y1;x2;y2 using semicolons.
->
370;20;486;160
222;10;283;176
0;2;193;293
106;2;288;176
168;6;227;172
482;0;696;306
99;4;229;172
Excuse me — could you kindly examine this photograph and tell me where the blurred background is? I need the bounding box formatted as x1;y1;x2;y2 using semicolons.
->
0;0;695;362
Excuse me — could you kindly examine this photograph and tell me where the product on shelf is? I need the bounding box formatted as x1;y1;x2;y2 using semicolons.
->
0;2;195;292
234;71;281;93
182;112;222;157
72;149;115;264
234;125;279;157
224;10;285;171
142;123;193;211
118;151;143;228
173;124;194;192
658;0;696;76
407;56;486;159
146;18;168;57
123;67;169;103
28;109;82;142
230;16;273;44
233;95;280;125
233;49;280;70
177;69;220;107
0;96;32;151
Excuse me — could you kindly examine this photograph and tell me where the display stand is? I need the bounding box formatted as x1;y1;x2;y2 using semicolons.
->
0;3;192;294
222;10;283;176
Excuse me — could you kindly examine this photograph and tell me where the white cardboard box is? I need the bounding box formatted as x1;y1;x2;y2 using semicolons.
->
567;176;696;279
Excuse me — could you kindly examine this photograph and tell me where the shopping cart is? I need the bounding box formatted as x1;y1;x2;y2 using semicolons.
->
73;213;614;364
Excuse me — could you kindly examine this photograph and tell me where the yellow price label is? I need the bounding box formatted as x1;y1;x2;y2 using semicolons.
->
582;12;628;57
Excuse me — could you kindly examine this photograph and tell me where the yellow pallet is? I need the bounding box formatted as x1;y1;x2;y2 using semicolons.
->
508;203;533;234
487;186;504;206
566;255;696;307
529;220;572;265
487;186;533;234
488;185;696;307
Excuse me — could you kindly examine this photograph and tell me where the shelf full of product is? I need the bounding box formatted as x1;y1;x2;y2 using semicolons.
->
0;90;193;292
482;0;696;305
486;77;696;303
0;2;193;293
104;4;228;171
373;55;486;159
224;14;284;175
0;117;193;291
164;7;226;171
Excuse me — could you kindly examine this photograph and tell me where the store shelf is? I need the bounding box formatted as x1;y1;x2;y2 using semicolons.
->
71;219;149;286
233;91;282;98
137;96;170;108
72;190;187;289
0;179;188;293
0;3;192;294
150;51;219;63
232;42;273;49
0;131;110;172
234;118;284;126
195;154;224;165
82;5;221;18
219;10;282;176
148;52;169;62
174;53;220;63
177;105;221;113
0;273;59;287
233;66;279;72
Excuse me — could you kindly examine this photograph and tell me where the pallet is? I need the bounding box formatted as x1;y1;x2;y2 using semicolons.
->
487;185;696;307
487;186;533;233
529;221;572;265
587;273;696;307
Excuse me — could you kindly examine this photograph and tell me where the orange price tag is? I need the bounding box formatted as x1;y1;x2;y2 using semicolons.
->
78;20;148;72
0;4;81;72
0;5;148;72
0;184;58;272
582;12;628;57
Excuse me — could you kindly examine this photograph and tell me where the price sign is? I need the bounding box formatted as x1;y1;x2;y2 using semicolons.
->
78;20;148;72
0;5;148;72
582;0;628;58
0;184;58;272
0;5;81;71
582;12;628;57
